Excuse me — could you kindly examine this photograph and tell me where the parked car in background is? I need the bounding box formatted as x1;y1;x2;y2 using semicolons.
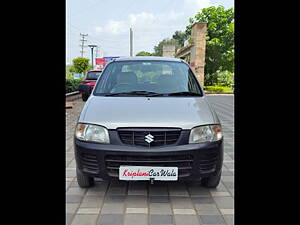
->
75;57;223;188
80;70;102;101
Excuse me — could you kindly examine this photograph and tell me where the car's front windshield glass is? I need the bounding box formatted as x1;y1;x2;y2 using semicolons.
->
86;71;101;80
93;60;202;96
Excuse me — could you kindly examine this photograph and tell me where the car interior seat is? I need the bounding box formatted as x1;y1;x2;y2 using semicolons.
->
155;74;184;93
110;72;138;93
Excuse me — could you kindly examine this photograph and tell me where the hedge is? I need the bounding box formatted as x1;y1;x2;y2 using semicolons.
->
204;86;233;93
66;78;83;93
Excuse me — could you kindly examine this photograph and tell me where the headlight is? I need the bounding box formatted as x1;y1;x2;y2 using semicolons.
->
189;125;222;143
75;123;109;144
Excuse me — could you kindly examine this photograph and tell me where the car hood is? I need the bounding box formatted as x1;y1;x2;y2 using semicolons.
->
79;96;217;129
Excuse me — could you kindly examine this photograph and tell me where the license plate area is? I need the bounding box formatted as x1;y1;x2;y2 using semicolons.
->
119;166;178;181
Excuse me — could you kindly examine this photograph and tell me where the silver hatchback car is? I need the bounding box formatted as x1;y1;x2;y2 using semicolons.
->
74;57;223;188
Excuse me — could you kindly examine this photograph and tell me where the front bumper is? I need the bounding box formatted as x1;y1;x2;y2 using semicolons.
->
74;138;223;181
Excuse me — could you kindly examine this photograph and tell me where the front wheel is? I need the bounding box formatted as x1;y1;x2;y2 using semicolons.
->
201;172;221;188
76;168;94;188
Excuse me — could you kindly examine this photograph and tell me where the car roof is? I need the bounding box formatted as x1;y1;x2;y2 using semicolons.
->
114;56;183;62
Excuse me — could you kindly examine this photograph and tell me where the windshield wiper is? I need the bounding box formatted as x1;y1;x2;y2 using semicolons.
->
166;91;202;96
105;91;163;97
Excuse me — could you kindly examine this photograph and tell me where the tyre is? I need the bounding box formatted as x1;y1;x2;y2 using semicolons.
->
76;168;94;188
201;172;221;188
82;94;89;101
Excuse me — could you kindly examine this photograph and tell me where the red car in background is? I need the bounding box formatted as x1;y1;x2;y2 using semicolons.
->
80;70;102;101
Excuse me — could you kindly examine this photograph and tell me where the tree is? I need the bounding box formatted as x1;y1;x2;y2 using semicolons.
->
72;57;90;74
153;38;180;56
172;31;189;47
186;6;234;75
136;51;153;56
66;65;75;79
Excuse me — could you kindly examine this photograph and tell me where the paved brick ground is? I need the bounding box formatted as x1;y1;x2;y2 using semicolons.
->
66;95;234;225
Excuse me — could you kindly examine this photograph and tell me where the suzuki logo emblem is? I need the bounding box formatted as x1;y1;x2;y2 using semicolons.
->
145;134;154;143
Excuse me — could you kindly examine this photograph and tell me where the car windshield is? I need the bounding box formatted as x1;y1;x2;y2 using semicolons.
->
86;71;101;80
93;60;202;96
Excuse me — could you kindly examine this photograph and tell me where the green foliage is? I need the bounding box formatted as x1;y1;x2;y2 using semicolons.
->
72;57;90;74
66;65;76;79
216;70;234;87
204;86;233;93
205;70;234;87
186;6;234;75
153;38;180;56
65;78;83;93
136;51;153;56
172;31;189;47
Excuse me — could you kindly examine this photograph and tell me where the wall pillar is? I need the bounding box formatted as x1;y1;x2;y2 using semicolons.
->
190;22;207;87
162;45;175;58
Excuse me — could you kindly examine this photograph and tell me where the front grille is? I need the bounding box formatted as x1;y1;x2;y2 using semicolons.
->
198;152;218;173
118;128;181;147
79;153;99;174
105;154;193;178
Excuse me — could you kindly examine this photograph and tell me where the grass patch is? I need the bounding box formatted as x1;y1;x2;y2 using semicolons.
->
204;86;234;93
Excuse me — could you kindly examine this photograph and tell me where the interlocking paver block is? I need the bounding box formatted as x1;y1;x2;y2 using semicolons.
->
168;182;189;196
104;195;126;203
124;214;148;225
150;215;173;225
173;208;196;215
66;213;73;225
219;208;234;215
213;196;234;209
67;187;87;195
170;196;194;209
174;215;200;225
101;202;125;214
199;215;226;224
98;214;123;225
80;196;103;208
128;181;148;195
66;203;80;214
210;190;231;197
126;207;148;214
187;185;211;197
228;188;234;196
71;214;98;225
195;204;221;215
77;207;101;214
126;195;148;208
149;196;170;203
223;181;234;189
107;181;128;196
149;184;169;196
86;182;109;196
150;203;172;215
66;195;83;203
191;197;214;204
223;215;234;225
221;176;234;182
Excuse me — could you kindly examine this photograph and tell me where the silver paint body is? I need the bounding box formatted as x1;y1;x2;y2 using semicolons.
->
78;57;220;130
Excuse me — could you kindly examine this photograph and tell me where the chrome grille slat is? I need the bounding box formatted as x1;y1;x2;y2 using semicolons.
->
118;128;181;147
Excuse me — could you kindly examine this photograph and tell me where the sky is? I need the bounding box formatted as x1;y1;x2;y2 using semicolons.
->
66;0;234;64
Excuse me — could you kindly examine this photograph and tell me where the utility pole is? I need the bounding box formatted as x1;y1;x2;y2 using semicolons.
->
80;33;88;57
88;44;97;69
95;46;100;58
130;28;133;57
